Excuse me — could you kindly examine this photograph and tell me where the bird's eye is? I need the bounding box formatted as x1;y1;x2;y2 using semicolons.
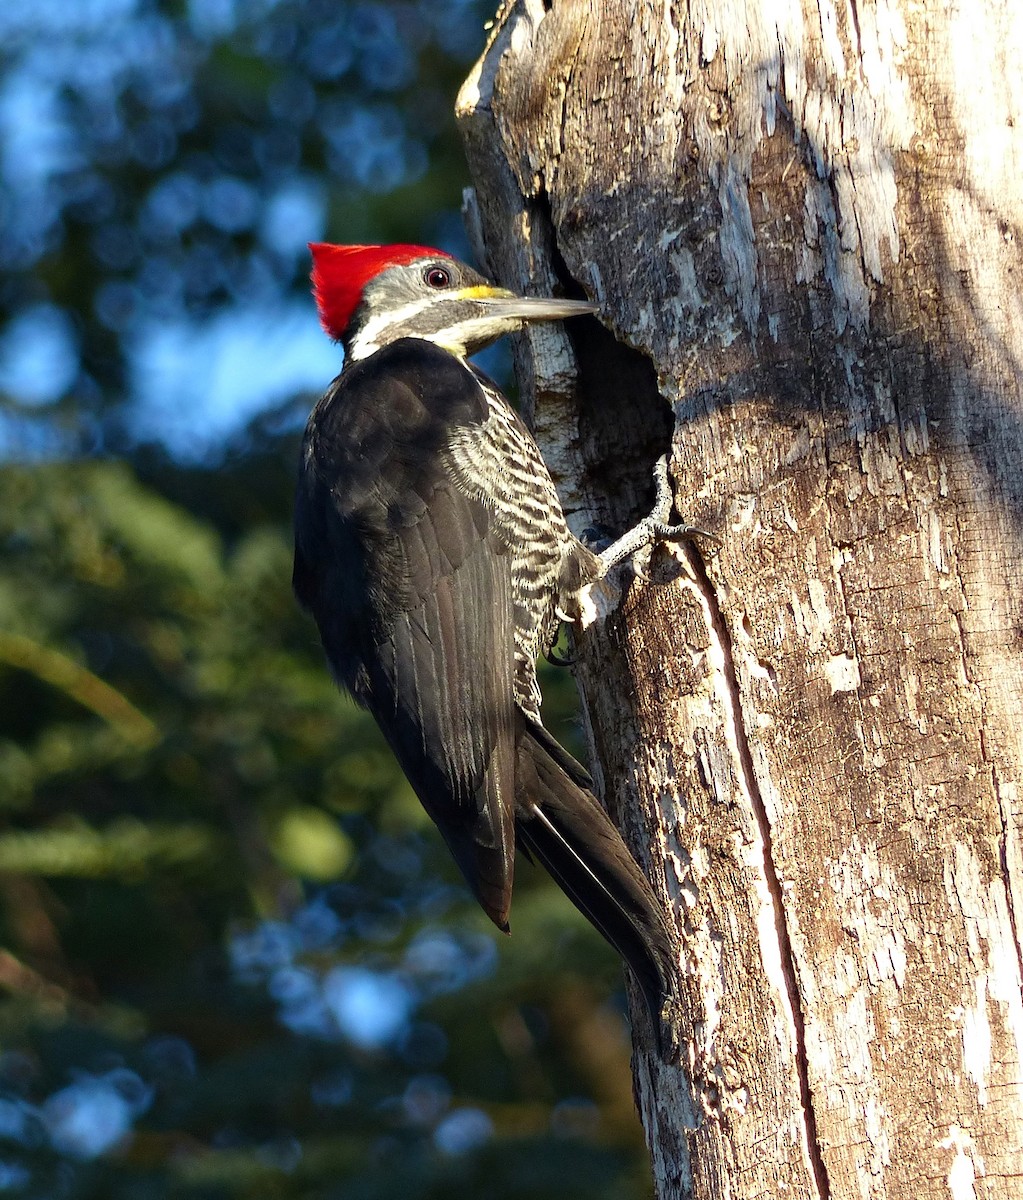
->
424;265;451;289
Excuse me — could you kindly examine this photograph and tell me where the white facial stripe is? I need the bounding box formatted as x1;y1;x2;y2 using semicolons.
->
347;309;520;362
347;294;441;361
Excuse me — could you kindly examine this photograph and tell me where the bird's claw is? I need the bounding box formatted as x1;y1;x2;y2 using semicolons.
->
545;645;576;667
648;518;721;548
593;456;719;577
631;553;652;582
650;455;675;524
648;457;719;547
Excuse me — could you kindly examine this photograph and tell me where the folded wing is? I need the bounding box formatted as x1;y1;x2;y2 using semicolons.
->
293;339;519;927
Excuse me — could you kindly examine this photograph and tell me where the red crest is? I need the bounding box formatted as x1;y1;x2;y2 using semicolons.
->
309;242;452;340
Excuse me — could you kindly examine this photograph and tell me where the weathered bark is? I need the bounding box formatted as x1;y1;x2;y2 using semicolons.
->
457;0;1023;1196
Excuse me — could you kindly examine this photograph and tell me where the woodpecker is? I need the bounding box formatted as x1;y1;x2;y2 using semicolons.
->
293;242;688;1028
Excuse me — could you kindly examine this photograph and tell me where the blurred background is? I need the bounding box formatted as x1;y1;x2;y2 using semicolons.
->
0;3;652;1198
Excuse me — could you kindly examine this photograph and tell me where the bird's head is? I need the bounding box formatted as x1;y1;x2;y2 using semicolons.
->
309;242;597;362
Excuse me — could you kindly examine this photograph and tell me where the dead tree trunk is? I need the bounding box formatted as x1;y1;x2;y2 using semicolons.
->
457;0;1023;1196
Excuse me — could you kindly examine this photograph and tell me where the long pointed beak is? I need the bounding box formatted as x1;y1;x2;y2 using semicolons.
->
469;289;598;323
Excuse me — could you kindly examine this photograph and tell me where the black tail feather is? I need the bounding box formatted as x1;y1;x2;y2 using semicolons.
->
514;716;675;1033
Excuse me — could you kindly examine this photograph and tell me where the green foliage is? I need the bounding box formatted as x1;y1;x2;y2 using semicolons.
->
0;3;652;1194
0;458;649;1198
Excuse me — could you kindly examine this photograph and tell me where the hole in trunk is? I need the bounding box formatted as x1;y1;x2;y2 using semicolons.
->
544;235;675;533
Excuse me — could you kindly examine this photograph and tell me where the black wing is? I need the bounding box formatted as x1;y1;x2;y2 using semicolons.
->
293;339;517;927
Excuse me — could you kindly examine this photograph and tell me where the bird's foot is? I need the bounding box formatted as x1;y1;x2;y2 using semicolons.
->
545;623;577;667
595;456;718;578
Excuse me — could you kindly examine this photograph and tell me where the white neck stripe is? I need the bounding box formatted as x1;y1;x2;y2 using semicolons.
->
347;310;519;363
347;295;442;361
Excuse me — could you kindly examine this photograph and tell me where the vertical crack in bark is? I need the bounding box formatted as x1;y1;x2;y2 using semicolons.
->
847;0;863;58
993;756;1023;989
688;550;832;1200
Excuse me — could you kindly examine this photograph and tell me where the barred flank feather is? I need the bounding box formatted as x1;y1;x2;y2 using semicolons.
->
295;336;675;1032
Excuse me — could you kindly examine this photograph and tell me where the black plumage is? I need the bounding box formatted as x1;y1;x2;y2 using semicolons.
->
294;336;674;1027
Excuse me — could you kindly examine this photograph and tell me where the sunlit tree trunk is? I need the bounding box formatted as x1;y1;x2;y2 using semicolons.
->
458;0;1023;1195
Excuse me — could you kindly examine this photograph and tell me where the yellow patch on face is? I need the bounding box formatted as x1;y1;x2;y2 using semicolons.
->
456;285;513;301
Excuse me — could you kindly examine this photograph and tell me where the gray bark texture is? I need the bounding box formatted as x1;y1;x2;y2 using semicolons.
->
457;0;1023;1197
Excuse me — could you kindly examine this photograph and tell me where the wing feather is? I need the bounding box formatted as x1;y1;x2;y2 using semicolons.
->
294;339;517;925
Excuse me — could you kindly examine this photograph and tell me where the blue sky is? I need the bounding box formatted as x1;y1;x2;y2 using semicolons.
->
127;296;341;456
0;0;484;460
0;0;508;1172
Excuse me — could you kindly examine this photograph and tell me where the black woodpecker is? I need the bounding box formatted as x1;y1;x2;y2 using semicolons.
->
293;242;688;1028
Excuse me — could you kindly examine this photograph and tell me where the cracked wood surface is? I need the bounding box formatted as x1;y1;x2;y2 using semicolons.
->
457;0;1023;1196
